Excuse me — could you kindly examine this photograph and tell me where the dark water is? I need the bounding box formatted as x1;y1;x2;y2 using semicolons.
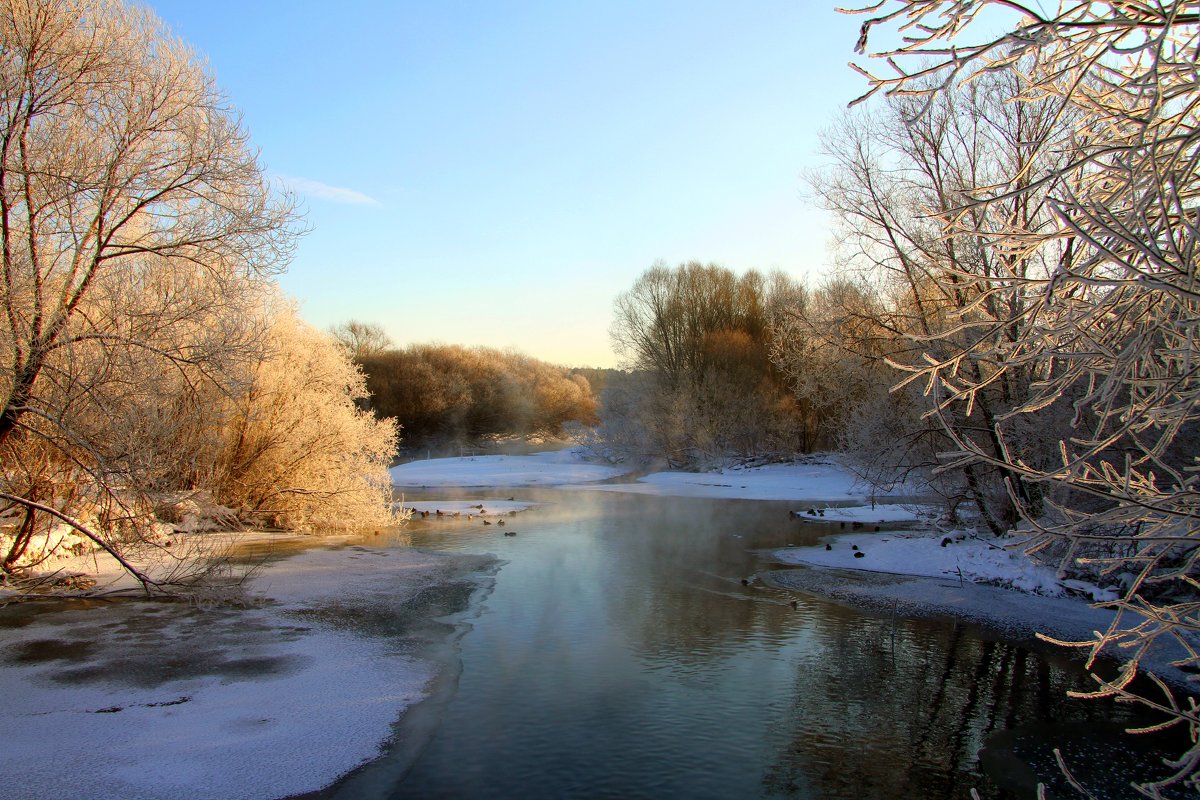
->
324;489;1182;800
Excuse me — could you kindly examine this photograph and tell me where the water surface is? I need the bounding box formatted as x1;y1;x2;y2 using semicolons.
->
327;488;1178;799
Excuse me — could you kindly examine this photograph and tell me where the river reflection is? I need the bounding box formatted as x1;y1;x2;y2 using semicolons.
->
332;488;1175;800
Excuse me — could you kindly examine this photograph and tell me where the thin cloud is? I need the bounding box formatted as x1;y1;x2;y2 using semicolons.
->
278;174;380;206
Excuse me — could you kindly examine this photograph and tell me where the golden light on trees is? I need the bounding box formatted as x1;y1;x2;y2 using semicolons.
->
0;0;396;593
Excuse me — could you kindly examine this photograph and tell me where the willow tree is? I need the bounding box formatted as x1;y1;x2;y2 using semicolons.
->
847;2;1200;794
0;0;298;590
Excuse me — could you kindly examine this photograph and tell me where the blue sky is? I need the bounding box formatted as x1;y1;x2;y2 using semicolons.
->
143;1;869;367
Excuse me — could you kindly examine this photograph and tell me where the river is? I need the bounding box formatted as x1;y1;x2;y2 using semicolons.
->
315;487;1178;800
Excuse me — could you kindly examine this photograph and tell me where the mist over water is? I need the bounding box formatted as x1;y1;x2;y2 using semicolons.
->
327;489;1176;800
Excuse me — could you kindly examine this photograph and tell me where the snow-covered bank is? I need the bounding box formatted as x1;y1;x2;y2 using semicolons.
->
0;539;495;800
763;531;1193;685
761;566;1118;644
389;449;926;510
765;530;1127;639
390;449;630;487
772;530;1118;600
571;456;923;504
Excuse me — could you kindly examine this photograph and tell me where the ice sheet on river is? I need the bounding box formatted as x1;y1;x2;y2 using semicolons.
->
0;539;495;800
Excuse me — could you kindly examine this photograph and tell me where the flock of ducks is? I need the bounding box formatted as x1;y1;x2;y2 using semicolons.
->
406;502;520;536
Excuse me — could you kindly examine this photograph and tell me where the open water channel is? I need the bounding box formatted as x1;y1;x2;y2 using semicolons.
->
316;487;1180;800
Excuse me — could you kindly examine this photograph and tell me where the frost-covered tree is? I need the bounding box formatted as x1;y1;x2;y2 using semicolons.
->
607;262;806;466
792;68;1080;530
0;1;410;595
216;302;398;531
358;344;598;447
771;278;941;496
329;320;393;360
0;0;296;446
846;2;1200;794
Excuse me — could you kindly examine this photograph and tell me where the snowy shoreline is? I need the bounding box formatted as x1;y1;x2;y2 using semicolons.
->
0;537;497;800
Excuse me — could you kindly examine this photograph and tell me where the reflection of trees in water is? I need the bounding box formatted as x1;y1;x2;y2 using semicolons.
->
761;614;1145;799
605;496;811;664
544;492;1168;797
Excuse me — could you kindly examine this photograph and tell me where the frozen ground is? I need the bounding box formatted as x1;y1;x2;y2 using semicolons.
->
390;448;631;487
764;528;1122;640
3;448;1180;798
0;537;494;800
760;565;1119;644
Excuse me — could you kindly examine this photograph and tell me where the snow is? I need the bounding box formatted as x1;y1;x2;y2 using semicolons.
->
0;538;494;800
761;566;1120;645
789;504;927;523
759;531;1200;680
389;448;630;487
572;457;920;502
1;622;426;800
772;530;1089;598
3;448;1179;798
388;450;923;508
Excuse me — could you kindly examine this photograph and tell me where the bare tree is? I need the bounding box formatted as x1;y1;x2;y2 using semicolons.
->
329;320;393;360
790;69;1080;529
608;262;806;466
846;2;1200;794
357;343;598;447
0;0;299;592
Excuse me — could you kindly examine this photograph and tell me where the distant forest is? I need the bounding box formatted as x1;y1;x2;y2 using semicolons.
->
332;329;607;450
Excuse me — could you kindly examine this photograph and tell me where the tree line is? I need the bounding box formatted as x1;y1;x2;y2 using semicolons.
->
840;5;1200;792
348;336;599;449
602;262;808;466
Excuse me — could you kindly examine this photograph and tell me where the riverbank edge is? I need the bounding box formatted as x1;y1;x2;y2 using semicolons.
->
0;533;504;800
758;564;1194;691
283;549;503;800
